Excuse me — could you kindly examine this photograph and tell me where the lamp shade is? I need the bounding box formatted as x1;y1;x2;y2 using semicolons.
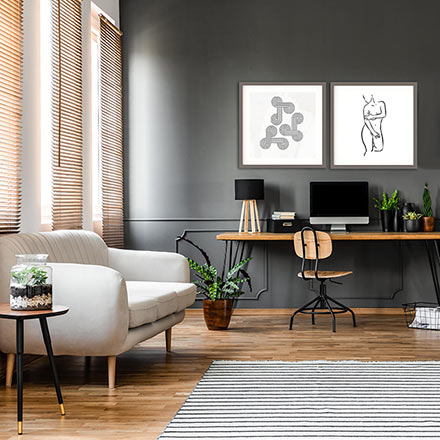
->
235;179;264;200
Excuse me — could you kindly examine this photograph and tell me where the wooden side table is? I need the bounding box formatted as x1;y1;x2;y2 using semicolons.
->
0;304;69;435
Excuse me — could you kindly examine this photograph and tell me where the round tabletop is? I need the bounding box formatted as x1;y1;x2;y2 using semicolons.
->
0;304;69;320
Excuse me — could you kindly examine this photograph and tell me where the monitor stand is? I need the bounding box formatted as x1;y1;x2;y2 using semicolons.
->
330;224;347;232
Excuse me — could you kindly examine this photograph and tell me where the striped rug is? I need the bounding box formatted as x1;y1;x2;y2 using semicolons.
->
159;360;440;439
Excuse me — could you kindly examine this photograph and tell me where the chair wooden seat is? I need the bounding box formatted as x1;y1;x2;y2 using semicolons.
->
298;270;352;279
291;227;356;332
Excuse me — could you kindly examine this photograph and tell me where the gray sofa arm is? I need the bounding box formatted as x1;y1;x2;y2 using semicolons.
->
108;248;190;283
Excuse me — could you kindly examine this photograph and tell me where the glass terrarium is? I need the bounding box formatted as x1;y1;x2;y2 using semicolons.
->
10;254;53;311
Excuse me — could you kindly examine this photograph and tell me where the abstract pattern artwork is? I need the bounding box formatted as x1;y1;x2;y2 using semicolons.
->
332;82;417;169
259;97;304;150
240;83;325;168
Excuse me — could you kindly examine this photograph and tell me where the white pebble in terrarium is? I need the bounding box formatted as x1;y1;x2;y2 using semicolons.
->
10;254;53;311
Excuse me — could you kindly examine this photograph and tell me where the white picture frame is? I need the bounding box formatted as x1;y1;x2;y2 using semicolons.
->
239;82;326;168
331;82;417;169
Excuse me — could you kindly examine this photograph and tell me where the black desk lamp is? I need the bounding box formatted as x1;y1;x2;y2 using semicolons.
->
235;179;264;233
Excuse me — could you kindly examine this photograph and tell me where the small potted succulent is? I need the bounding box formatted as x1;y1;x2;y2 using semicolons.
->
422;183;435;232
373;190;400;232
10;254;53;310
182;237;252;330
402;211;423;232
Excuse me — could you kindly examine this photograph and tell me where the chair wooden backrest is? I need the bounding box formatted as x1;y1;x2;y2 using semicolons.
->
294;228;332;260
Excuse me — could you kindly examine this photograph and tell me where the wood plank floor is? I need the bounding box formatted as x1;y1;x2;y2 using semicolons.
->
1;309;440;439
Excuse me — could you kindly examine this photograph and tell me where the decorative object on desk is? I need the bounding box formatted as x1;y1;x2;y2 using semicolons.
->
402;202;415;231
10;254;53;311
373;190;400;232
235;179;264;233
331;82;417;169
267;219;301;233
272;211;295;220
393;207;402;232
181;236;252;330
239;82;325;168
422;183;435;232
402;211;423;232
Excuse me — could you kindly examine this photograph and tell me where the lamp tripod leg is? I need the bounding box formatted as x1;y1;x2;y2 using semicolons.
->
238;201;245;232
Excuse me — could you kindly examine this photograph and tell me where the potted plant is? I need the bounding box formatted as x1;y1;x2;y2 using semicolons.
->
373;190;400;232
402;211;423;232
182;237;252;330
422;183;435;232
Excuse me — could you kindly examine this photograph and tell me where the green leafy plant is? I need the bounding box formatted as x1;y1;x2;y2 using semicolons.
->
11;267;49;287
402;211;423;221
181;237;252;301
423;183;433;217
373;190;400;211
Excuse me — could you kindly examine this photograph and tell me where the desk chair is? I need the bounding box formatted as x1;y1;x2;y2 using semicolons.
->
290;227;356;332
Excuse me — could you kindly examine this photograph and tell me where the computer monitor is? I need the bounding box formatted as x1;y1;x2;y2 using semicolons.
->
310;181;369;232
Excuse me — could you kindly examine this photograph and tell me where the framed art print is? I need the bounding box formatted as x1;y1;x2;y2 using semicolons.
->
331;82;417;169
239;82;326;168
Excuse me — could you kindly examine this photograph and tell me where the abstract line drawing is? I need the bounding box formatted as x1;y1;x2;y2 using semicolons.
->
280;112;304;142
270;96;295;125
260;125;289;150
361;94;387;156
260;96;305;150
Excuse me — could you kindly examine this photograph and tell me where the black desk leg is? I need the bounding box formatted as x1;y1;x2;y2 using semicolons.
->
16;319;23;435
425;241;440;304
39;318;65;416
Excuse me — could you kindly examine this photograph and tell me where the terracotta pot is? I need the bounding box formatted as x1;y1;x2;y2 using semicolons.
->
423;216;435;232
203;299;233;330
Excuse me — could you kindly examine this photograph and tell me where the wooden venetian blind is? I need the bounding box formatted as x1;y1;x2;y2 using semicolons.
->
99;16;124;247
51;0;83;230
0;0;23;233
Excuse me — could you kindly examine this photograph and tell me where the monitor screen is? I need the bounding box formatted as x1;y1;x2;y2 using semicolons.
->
310;182;369;218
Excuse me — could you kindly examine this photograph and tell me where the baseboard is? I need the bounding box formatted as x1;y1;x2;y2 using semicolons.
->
186;308;403;315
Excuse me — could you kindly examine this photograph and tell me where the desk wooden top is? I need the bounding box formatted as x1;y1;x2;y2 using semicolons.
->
216;231;440;241
0;304;69;320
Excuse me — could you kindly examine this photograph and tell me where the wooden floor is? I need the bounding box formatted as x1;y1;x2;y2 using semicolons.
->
1;309;440;439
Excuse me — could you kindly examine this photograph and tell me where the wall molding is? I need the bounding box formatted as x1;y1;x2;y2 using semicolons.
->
125;218;251;222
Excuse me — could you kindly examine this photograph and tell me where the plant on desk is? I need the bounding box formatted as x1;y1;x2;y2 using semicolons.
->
422;183;435;232
373;190;400;232
182;237;252;330
402;211;423;232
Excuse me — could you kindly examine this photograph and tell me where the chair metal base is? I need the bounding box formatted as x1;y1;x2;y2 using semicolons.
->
289;281;356;332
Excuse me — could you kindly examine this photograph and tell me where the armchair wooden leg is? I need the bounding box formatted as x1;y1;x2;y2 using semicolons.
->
6;353;14;387
107;356;116;389
165;328;172;352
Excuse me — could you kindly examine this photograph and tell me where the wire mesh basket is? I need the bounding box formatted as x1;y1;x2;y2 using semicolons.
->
403;302;440;330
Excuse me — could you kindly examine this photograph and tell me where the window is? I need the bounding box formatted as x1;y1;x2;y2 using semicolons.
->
0;0;23;233
91;7;124;247
40;0;83;230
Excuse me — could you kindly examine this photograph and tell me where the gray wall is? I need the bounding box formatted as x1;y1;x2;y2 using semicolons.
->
121;0;440;308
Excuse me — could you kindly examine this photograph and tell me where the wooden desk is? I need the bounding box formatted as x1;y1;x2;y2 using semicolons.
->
216;231;440;304
217;231;440;241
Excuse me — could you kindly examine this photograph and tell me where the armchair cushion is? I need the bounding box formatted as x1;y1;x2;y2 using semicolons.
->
126;281;196;328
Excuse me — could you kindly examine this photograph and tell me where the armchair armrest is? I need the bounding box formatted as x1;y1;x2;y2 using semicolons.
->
108;248;190;283
48;263;129;355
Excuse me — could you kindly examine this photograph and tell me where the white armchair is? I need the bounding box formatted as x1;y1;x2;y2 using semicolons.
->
0;230;196;388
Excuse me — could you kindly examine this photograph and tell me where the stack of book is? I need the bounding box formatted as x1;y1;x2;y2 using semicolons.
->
272;211;296;220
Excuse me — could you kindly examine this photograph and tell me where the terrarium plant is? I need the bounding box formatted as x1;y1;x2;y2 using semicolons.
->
10;254;53;311
182;236;252;330
373;190;400;232
402;211;423;232
422;183;435;232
